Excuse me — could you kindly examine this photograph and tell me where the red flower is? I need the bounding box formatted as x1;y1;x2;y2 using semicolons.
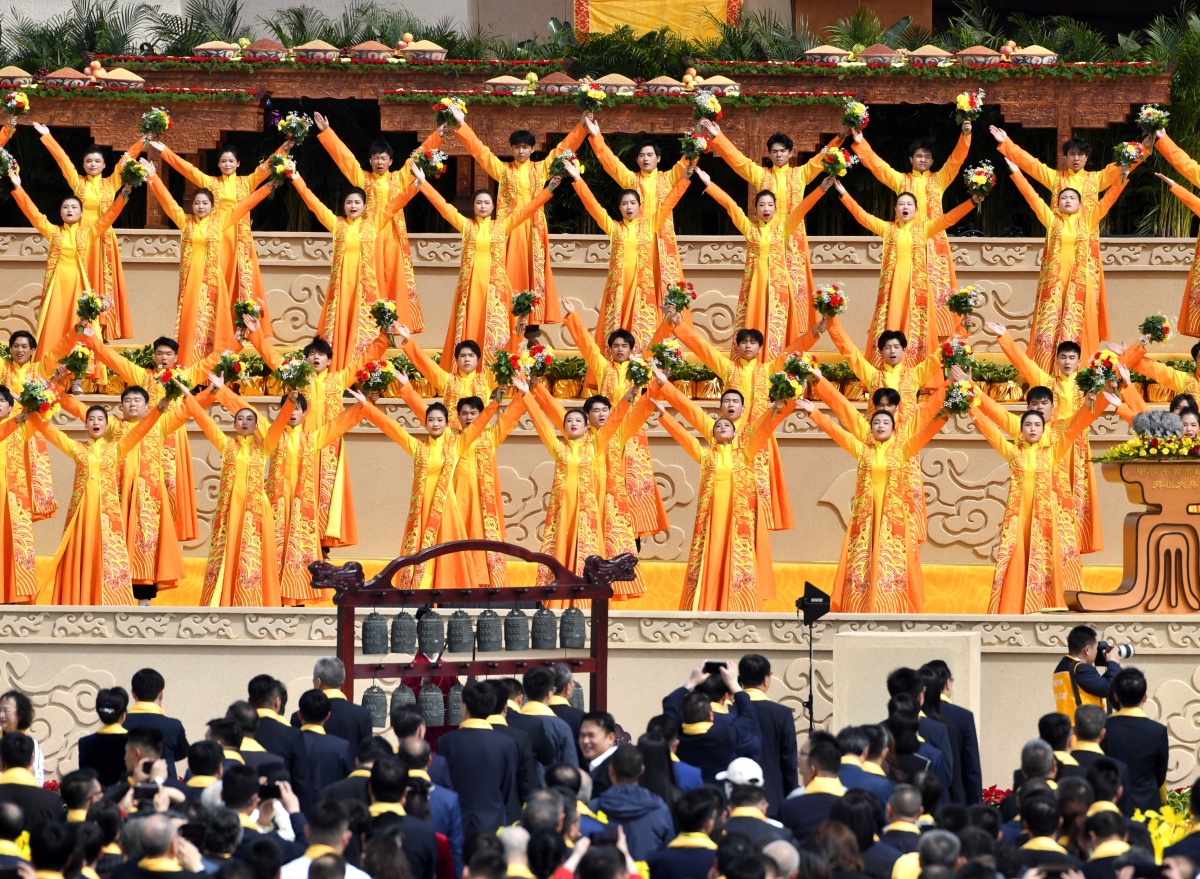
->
689;291;697;299
38;402;49;414
233;362;243;373
356;371;368;383
161;369;173;382
1150;438;1160;448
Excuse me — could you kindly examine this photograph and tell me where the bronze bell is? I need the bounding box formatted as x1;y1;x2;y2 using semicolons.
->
390;683;416;711
531;607;557;650
362;684;388;728
391;611;417;654
417;609;445;656
446;609;473;653
560;606;587;648
362;611;389;655
504;608;530;651
446;682;464;725
569;682;584;711
476;609;502;652
419;682;445;727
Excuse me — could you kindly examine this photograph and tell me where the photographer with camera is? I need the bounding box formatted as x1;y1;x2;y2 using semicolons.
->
1052;626;1132;722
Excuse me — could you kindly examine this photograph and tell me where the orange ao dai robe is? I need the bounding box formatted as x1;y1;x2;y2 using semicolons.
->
811;407;946;614
1154;166;1200;337
836;190;975;366
293;174;418;371
852;132;972;337
565;310;669;535
704;180;825;361
40;133;144;339
672;319;801;531
185;390;284;607
456;122;586;326
421;184;553;365
12;186;128;353
658;403;792;613
249;328;390;550
575;176;689;353
1009;167;1125;371
81;338;220;542
148;175;272;366
359;398;490;589
401;339;499;430
590;133;691;298
158;145;284;335
318;126;443;332
0;416;36;602
1133;347;1200;396
971;403;1103;613
33;409;162;605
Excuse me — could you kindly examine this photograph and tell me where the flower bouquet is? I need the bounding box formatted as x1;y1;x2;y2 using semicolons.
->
59;342;93;377
511;290;541;318
813;283;848;318
277;112;313;144
527;344;555;378
954;89;984;125
939;337;973;375
355;359;396;395
942;380;980;415
410;147;448;180
947;285;983;317
782;352;818;382
76;289;105;321
1074;350;1121;395
155;367;188;401
233;299;262;333
679;131;709;162
266;154;296;186
371;299;398;335
1113;141;1148;179
648;339;684;372
820;146;858;178
18;380;57;416
841;99;869;130
120;160;149;188
963;161;996;209
768;371;804;403
1101;434;1200;462
138;106;172;137
1139;313;1172;344
213;350;245;384
664;281;697;312
274;355;314;391
1137;104;1170;136
389;352;421;381
575;84;605;113
625;356;651;388
490;349;523;386
0;148;18;177
548;149;583;180
433;96;467;127
694;90;722;121
2;90;29;117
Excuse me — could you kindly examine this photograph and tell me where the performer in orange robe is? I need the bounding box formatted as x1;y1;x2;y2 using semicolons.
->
315;112;444;331
145;164;274;366
851;122;973;337
564;161;691;352
830;177;978;366
655;397;794;613
693;166;829;360
449;104;586;328
356;391;490;589
1006;160;1127;370
1132;339;1200;396
31;403;162;606
802;401;946;614
182;384;284;607
244;316;389;550
396;325;517;430
972;402;1104;614
1149;159;1200;337
586;114;692;298
34;125;145;340
8;171;129;357
413;164;559;363
0;397;36;603
152;140;290;335
291;169;419;370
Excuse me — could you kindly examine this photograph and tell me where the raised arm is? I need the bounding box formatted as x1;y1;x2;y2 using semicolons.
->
1132;355;1190;394
290;174;338;233
245;323;283;372
810;375;868;442
400;338;450;393
1092;176;1129;225
418;181;466;233
457;398;500;451
359;398;419;455
1007;166;1053;228
223;183;273;229
521;388;562;456
39;131;82;190
709;133;767;189
536;124;587;171
107;138;144;189
836;188;889;237
503;185;554;235
395;130;445;189
826;316;878;386
784;183;829;236
935;129;973;190
656;373;715;442
996;330;1051;387
89;191;130;241
264;397;295;454
315;126;367;188
564;310;610;384
29;413;77;456
968;407;1015;459
571;178;615;236
1165;180;1200;218
147;175;188;229
655;406;703;462
532;380;567;427
588;132;636;188
1156;133;1200;190
214;386;267;440
653;173;691;231
157;145;217;190
996;136;1057;191
453;122;506;181
1055;396;1106;455
116;407;162;458
974;382;1021;437
495;393;528;443
246;143;291;188
184;393;227;448
703;182;751;237
673;318;732;379
10;186;57;238
903;411;947;458
806;405;862;458
745;400;795;458
929;198;976;237
394;377;428;422
378;180;421;227
851;135;904;192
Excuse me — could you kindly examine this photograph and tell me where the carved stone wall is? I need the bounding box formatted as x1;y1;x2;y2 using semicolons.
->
10;609;1200;792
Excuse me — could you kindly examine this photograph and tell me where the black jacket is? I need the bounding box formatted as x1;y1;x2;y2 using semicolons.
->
488;719;538;820
290;696;373;763
643;845;717;879
301;729;353;796
436;726;519;834
1016;843;1083;871
1103;713;1169;812
552;701;586;764
0;779;63;826
321;770;371;806
939;701;983;805
254;713;314;812
745;693;798;817
720;814;794;847
124;709;189;781
665;690;763;783
588;751;616;798
77;731;129;787
779;791;840;842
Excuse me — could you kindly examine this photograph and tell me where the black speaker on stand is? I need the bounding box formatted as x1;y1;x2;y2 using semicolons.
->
795;582;830;733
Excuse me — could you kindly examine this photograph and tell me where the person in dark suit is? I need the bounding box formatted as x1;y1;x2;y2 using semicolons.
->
481;680;538;816
248;676;314;812
1016;793;1083;870
78;686;130;788
28;823;76;878
111;813;207;879
59;768;102;824
550;663;585;764
322;736;393;807
1082;810;1131;879
880;785;924;853
367;756;438;879
832;789;903;879
124;668;189;782
223;702;287;775
643;788;720;879
498;678;549;772
837;726;892;823
221;763;305;860
918;667;966;805
436;681;519;834
518;667;579;769
1103;668;1169;814
667;665;762;784
997;739;1059;823
181;741;224;803
721;784;794;847
289;658;373;765
922;661;983;805
646;716;703;792
1164;776;1200;861
737;654;798;818
389;704;453;791
1071;705;1133;816
579;711;619;797
886;668;955;796
297;690;353;798
543;763;608;838
780;732;845;842
398;734;465;879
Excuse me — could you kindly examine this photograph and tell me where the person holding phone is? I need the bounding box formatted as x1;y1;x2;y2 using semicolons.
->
660;662;762;784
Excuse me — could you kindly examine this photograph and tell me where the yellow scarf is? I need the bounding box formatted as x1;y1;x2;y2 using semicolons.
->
186;776;217;788
409;770;432;782
1090;840;1131;861
137;858;183;873
728;808;766;821
840;756;863;768
681;722;713;736
301;725;326;735
101;844;122;857
550;696;570;707
578;803;607;823
256;708;287;724
66;809;88;822
1087;801;1122;817
508;866;534;879
97;723;128;734
863;762;886;777
1021;837;1069;855
487;715;509;726
1054;751;1079;766
369;802;406;817
82;869;100;879
507;700;523;714
304;845;342;860
520;702;555;717
668;832;717;850
0;840;27;859
883;822;921;835
240;738;266;753
1114;707;1149;719
238;814;262;832
0;768;38;787
323;689;347;701
804;777;846;796
36;872;64;879
223;749;245;764
460;718;493;730
349;769;372;779
128;702;164;716
745;689;769;702
1073;741;1103;755
710;702;728;715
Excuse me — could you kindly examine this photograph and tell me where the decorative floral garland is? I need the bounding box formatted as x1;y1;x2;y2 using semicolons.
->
380;88;852;109
35;85;259;103
692;59;1167;82
90;54;563;75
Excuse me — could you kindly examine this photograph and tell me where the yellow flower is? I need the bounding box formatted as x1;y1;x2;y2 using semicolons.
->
577;163;586;174
956;94;971;110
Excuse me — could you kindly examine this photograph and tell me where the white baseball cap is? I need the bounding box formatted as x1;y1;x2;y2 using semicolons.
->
716;757;764;786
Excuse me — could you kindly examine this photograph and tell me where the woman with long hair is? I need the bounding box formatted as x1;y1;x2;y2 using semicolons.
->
637;733;682;805
812;821;870;879
77;686;129;787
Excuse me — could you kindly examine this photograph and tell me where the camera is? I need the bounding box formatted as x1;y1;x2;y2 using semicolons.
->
1096;641;1135;664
